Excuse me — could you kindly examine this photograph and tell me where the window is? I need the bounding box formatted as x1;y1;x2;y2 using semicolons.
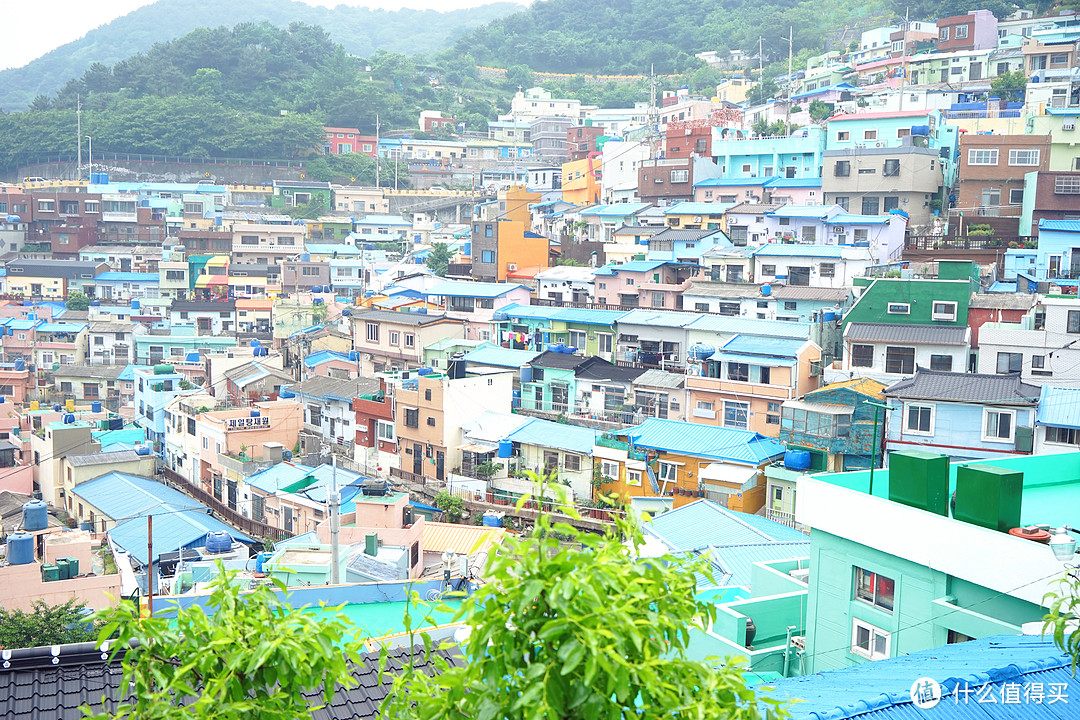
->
886;303;909;315
37;200;55;212
1051;53;1069;65
727;362;749;382
819;263;835;278
85;201;99;213
658;462;678;483
835;196;849;211
569;330;587;348
931;301;957;321
939;27;950;41
1008;149;1040;166
861;196;879;215
837;131;850;141
565;454;581;471
670;169;689;183
1070;310;1080;334
983;409;1015;442
724;401;749;429
851;344;874;367
404;408;419;428
543;450;559;469
424;388;432;401
784;301;797;311
906;404;934;434
1009;188;1024;205
404;334;415;348
766;401;781;425
967;148;998;165
929;354;953;371
389;331;400;345
761;264;776;276
863;130;878;141
834;161;851;177
427;416;436;427
955;24;968;39
1056;176;1080;194
855;567;895;611
1046;426;1080;446
883;159;900;177
885;346;915;374
852;619;891;661
365;322;379;342
997;351;1023;374
729;226;748;246
481;250;495;263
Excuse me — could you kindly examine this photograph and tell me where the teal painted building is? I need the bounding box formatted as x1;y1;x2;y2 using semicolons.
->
134;327;238;364
492;304;625;360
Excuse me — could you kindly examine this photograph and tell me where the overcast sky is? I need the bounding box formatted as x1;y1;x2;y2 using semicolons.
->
2;0;522;71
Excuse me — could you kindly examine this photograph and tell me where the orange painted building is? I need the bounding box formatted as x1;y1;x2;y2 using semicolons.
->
560;156;601;206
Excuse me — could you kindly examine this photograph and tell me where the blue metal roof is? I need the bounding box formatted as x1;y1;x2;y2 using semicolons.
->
36;322;87;333
713;351;797;367
70;472;251;564
593;260;670;275
505;417;598;455
244;462;317;494
303;350;353;368
764;177;823;188
764;634;1077;720
664;202;735;215
304;243;363;255
831;213;892;225
577;203;650;217
722;335;808;358
94;272;159;282
694;178;768;187
463;345;542;368
646;500;807;548
355;214;412;226
706;542;812;587
1036;386;1080;428
768;205;836;219
496;303;627;326
624;418;786;465
1040;219;1080;233
753;245;846;258
425;280;530;298
688;315;813;339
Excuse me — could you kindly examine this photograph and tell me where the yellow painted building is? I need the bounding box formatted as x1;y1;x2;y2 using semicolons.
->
560;157;601;206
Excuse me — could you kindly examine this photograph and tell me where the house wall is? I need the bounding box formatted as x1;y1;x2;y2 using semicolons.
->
0;562;122;613
886;400;1035;460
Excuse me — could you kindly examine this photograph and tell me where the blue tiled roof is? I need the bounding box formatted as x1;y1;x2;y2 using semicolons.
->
753;245;846;258
463;346;542;367
425;280;530;298
624;418;786;464
644;499;808;553
505;417;598;455
831;213;893;225
70;472;251;564
1036;386;1080;428
764;634;1077;720
1040;219;1080;233
303;350;352;368
94;272;160;282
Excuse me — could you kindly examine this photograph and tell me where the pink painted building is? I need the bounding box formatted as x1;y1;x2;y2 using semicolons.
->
0;528;121;612
593;260;701;310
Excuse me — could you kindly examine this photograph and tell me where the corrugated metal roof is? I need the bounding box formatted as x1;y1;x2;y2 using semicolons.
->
754;245;846;258
689;315;813;339
831;213;894;225
422;521;506;554
425;280;529;298
1036;385;1080;428
644;499;808;552
36;322;88;333
632;369;685;389
845;322;969;345
244;462;317;494
764;634;1077;720
594;260;670;275
712;351;797;366
624;418;786;464
65;450;143;467
664;202;735;215
1040;219;1080;233
505;417;598;454
464;346;542;367
885;368;1040;404
764;177;823;188
707;541;812;587
93;272;159;282
577;203;651;217
303;350;353;368
722;335;808;358
768;205;837;219
771;285;851;302
461;410;532;444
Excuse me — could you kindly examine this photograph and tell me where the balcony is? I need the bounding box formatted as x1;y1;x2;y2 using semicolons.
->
686;374;794;400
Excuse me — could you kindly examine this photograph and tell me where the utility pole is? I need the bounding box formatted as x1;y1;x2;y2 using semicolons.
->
781;27;794;124
330;453;340;585
647;64;659;160
899;7;910;113
146;514;154;618
375;113;381;188
76;96;82;181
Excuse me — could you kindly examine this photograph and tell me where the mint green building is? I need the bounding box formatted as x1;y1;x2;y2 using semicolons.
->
492;304;625;360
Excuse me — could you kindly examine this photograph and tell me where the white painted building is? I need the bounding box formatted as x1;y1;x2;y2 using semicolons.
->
977;296;1080;386
600;140;653;204
753;245;875;288
535;266;596;304
839;322;971;384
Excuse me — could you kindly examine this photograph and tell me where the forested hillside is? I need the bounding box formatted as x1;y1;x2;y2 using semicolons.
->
0;0;518;112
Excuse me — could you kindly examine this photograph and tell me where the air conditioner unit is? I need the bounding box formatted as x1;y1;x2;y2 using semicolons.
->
693;216;702;223
507;263;518;271
875;142;885;148
1065;121;1076;131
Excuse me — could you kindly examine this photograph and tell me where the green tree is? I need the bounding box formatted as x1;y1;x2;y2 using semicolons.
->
425;242;453;276
65;290;91;311
433;489;465;523
0;599;95;650
991;70;1028;104
747;78;779;106
382;471;787;720
84;563;365;720
1045;570;1080;672
808;99;833;122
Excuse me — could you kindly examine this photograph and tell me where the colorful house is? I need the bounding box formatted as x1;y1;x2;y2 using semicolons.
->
592;260;702;309
560;155;602;206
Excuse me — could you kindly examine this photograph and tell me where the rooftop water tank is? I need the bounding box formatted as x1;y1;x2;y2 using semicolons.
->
251;339;261;347
23;499;48;532
131;299;141;310
280;389;295;399
550;343;566;353
417;367;434;376
498;439;513;459
14;359;25;371
6;215;21;223
204;531;232;554
6;532;34;565
62;413;75;424
342;308;351;316
283;450;293;461
250;409;261;418
688;343;716;362
91;401;102;414
784;449;812;472
482;512;504;528
52;404;62;412
822;309;837;322
153;364;174;375
135;446;151;456
311;285;322;293
348;350;361;362
90;300;100;307
761;284;772;296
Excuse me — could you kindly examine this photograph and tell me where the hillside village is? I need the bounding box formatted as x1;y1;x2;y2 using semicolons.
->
3;5;1080;719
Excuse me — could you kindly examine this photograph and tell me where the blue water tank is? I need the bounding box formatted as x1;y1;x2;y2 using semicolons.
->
255;551;271;574
91;401;102;414
79;521;92;531
52;404;62;412
280;389;295;399
822;310;837;322
99;173;109;184
342;308;351;316
463;242;471;255
283;450;293;461
520;365;533;383
14;358;24;371
6;532;34;565
348;350;361;362
6;215;20;223
251;339;260;347
204;531;232;554
784;449;812;472
131;299;140;310
498;439;513;458
301;253;311;262
688;343;716;361
136;446;151;456
0;397;5;404
564;346;577;354
482;512;504;528
90;300;101;307
551;343;566;353
761;284;772;296
23;500;48;532
313;298;323;306
250;410;261;418
63;414;75;424
417;367;434;376
311;285;322;293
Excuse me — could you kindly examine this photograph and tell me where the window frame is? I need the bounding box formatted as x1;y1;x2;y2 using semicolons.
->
854;566;895;612
982;408;1016;443
967;148;999;166
905;403;934;435
931;301;957;322
850;344;874;368
851;619;891;661
884;346;915;375
1008;148;1041;167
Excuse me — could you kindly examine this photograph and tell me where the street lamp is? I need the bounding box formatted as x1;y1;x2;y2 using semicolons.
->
863;399;896;497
